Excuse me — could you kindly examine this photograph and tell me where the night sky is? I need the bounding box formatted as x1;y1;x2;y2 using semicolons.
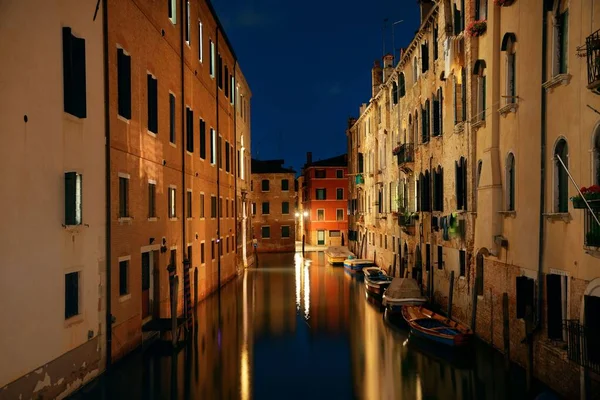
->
211;0;420;173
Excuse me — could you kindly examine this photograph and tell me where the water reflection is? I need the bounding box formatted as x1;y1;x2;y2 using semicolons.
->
71;252;553;400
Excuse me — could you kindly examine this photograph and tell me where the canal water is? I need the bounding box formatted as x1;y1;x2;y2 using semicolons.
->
71;252;558;400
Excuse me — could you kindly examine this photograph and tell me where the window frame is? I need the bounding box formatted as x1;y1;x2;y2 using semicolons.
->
168;186;177;219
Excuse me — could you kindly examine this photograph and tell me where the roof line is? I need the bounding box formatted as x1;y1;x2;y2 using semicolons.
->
205;0;237;61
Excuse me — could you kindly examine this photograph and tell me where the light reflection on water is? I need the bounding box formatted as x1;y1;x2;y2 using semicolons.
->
70;252;555;400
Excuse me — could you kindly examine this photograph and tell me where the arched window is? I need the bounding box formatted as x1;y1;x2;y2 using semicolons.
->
506;153;516;211
551;0;569;76
501;33;517;105
473;60;487;122
413;56;419;84
554;139;569;212
399;73;406;98
392;81;398;105
593;126;600;185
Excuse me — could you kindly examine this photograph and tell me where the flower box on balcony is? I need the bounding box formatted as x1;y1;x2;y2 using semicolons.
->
571;185;600;209
466;20;487;37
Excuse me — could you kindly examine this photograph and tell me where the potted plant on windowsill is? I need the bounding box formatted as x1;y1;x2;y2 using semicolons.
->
466;20;487;37
571;185;600;209
494;0;515;6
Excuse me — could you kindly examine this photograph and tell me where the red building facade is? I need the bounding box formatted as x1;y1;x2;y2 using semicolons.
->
301;153;348;246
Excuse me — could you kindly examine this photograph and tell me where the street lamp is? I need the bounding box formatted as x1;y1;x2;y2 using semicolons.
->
295;212;300;218
303;211;308;217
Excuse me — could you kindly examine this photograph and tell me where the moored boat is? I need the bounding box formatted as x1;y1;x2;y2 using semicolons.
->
382;278;427;313
325;246;354;265
401;305;473;347
363;267;393;296
343;258;374;273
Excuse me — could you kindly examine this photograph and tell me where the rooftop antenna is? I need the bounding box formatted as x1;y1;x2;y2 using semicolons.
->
391;20;404;64
382;18;389;58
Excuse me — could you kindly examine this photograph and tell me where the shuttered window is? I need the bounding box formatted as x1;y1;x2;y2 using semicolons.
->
117;48;131;119
262;202;270;215
437;246;443;269
210;129;216;164
65;172;82;226
62;28;87;118
65;272;79;319
211;196;217;218
119;260;129;296
261;226;270;238
187;191;192;218
281;179;289;191
168;187;176;218
169;93;176;143
217;54;223;89
282;202;290;214
199;119;206;159
186;107;194;152
224;65;229;97
281;226;290;238
119;176;129;218
225;141;230;172
147;74;158;133
199;194;205;218
201;242;205;264
558;11;569;74
516;276;535;319
209;40;215;77
459;250;466;276
148;182;156;218
425;244;431;271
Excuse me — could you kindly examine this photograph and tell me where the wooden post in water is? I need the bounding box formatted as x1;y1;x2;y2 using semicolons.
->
447;271;455;319
502;293;510;370
302;234;305;257
471;275;479;333
525;305;534;393
194;267;198;312
171;276;179;347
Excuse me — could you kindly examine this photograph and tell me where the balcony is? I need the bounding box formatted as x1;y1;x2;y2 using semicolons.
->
396;212;417;235
586;29;600;93
584;209;600;247
564;320;600;375
394;144;414;172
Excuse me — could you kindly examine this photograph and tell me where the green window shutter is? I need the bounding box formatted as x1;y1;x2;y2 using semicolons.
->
65;172;77;225
559;11;569;74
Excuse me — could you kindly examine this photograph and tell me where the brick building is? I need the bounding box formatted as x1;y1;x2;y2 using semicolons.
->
346;0;600;397
301;153;349;246
107;0;250;362
251;159;297;252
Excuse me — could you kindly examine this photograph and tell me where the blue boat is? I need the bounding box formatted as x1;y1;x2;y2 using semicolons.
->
401;306;473;347
343;259;374;274
363;267;393;296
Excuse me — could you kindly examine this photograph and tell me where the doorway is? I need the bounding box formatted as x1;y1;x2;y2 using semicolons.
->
584;295;600;364
317;230;325;246
142;251;155;320
546;273;567;340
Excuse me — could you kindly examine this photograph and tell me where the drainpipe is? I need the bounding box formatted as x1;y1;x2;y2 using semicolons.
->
102;0;112;370
180;0;187;304
233;59;238;271
536;1;549;332
216;28;221;288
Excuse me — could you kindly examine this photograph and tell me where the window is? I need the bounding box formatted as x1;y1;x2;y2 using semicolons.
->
433;166;444;212
282;202;290;214
119;259;129;295
65;271;79;319
433;25;439;60
62;28;86;118
261;179;270;191
199;119;206;159
186;190;192;218
252;202;256;215
261;226;271;239
336;188;344;200
392;81;398;105
281;226;290;238
399;73;406;98
185;0;190;44
209;40;215;77
474;61;487;122
316;189;326;200
198;21;203;62
224;65;229;97
554;9;569;75
225;141;230;172
336;169;344;179
422;100;430;143
119;176;129;218
168;0;176;24
262;202;270;215
554;139;569;212
594;128;600;185
433;88;443;136
65;172;83;225
413;56;418;84
231;76;235;105
217;135;222;168
169;249;177;270
506;153;516;211
418;171;431;212
200;193;205;218
147;74;158;133
201;242;205;264
330;230;341;237
317;209;325;221
187;245;192;266
315;169;326;179
218;54;223;89
336;209;344;221
475;0;487;20
169;93;176;144
476;253;484;296
453;0;465;35
225;199;229;217
421;41;429;73
186;107;194;152
211;240;215;260
168;187;176;218
117;48;131;119
437;246;443;270
502;34;517;105
210;129;217;164
219;198;223;217
211;195;217;218
456;157;468;211
281;179;289;191
425;244;431;271
516;276;535;319
148;182;156;218
459;249;466;277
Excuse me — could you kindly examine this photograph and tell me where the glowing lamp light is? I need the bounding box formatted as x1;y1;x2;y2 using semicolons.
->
303;211;309;217
295;212;300;217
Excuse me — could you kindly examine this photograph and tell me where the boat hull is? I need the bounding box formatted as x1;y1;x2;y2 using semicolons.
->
401;306;473;347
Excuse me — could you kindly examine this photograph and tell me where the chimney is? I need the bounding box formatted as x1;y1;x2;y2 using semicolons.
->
418;0;434;24
371;60;382;97
306;152;312;165
382;54;394;82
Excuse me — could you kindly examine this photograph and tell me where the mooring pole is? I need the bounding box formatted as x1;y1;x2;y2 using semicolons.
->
471;275;479;333
503;293;510;370
171;276;179;347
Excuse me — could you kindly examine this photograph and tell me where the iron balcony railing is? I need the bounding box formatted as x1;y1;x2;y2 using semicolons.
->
564;320;600;375
398;214;415;227
395;144;414;166
586;28;600;89
584;209;600;247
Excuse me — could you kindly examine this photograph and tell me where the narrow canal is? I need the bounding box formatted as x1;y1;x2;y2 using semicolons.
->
72;252;557;399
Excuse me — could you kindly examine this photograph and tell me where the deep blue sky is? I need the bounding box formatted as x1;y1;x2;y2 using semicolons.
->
212;0;420;173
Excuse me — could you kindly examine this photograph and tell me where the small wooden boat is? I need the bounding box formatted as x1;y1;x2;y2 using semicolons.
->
343;258;374;273
401;305;473;347
382;278;427;312
364;267;393;296
325;246;354;265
